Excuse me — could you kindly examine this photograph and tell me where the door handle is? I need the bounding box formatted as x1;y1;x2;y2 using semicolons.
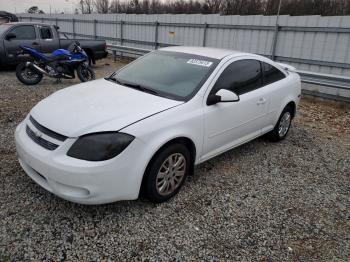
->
257;98;267;105
32;42;39;46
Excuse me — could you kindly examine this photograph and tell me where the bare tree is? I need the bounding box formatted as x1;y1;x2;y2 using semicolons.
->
105;0;350;15
85;0;94;13
110;0;120;13
79;0;94;14
141;0;150;14
95;0;110;14
149;0;162;13
79;0;85;13
202;0;221;14
27;6;45;14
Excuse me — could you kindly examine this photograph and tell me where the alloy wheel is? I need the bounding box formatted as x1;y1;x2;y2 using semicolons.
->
278;111;291;137
156;153;186;196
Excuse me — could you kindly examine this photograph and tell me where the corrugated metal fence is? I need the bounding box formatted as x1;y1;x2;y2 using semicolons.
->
18;13;350;100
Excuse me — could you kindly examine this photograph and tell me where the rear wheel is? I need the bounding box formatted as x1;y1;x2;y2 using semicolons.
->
143;144;190;203
16;62;43;85
266;106;293;142
76;65;95;82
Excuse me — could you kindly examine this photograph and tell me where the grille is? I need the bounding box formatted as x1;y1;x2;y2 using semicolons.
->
26;125;59;151
29;116;67;142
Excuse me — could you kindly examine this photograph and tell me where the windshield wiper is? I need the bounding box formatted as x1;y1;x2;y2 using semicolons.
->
107;77;159;96
123;83;159;95
105;76;120;83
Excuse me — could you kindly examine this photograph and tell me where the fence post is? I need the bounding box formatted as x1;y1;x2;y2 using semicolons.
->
120;20;124;46
154;21;159;50
72;18;76;39
271;24;280;60
29;16;32;22
41;17;44;23
113;50;117;62
120;20;124;57
55;17;58;27
202;23;208;47
93;19;97;39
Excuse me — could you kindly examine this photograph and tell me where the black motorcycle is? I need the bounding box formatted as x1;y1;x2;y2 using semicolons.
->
16;42;95;85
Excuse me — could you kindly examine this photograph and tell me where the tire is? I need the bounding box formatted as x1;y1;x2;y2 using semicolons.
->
83;49;92;66
85;54;92;67
16;62;43;85
266;106;293;142
143;143;191;203
76;65;95;82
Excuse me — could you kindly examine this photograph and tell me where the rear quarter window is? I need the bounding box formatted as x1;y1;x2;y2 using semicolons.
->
262;62;286;86
40;27;53;39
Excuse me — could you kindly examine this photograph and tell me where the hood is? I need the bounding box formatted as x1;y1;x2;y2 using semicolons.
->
30;79;183;137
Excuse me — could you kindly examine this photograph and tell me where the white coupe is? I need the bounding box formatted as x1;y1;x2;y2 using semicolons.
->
15;46;301;204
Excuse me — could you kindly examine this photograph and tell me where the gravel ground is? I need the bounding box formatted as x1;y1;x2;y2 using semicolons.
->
0;57;349;261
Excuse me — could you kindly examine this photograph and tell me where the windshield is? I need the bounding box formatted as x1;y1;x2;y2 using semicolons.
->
0;24;10;35
112;51;218;100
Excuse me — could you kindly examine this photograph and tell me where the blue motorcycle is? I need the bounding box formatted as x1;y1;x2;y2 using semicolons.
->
16;42;95;85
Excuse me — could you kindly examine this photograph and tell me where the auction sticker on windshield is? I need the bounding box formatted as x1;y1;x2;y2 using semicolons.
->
187;59;213;67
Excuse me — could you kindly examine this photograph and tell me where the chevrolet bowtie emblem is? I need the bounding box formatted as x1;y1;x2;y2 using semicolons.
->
33;129;43;138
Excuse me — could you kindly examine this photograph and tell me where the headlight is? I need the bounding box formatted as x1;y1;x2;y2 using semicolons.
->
67;132;134;161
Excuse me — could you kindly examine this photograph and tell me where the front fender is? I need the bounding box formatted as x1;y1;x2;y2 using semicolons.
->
121;101;204;193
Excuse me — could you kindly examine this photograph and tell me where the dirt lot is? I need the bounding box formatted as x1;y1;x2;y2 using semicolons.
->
0;57;349;261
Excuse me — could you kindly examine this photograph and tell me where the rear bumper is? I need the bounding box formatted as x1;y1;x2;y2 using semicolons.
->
94;51;108;60
15;121;147;205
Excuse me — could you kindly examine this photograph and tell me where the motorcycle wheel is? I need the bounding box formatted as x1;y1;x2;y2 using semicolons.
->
77;65;95;82
16;62;43;85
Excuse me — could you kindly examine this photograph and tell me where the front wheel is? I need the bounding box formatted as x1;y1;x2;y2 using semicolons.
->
16;62;43;85
143;144;191;203
76;65;95;82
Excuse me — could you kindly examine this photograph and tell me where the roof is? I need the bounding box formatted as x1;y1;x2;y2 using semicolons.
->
160;46;246;59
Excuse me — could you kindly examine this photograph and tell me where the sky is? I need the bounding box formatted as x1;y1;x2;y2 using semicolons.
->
0;0;79;14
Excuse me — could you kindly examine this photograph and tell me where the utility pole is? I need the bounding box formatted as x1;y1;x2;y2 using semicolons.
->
270;0;282;60
275;0;282;27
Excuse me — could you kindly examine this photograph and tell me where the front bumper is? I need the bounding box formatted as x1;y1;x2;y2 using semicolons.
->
15;121;146;205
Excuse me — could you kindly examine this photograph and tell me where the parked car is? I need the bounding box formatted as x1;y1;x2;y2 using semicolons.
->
15;46;301;205
0;22;107;67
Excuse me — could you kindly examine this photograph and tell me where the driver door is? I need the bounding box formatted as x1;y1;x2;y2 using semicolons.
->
4;24;39;63
201;58;268;161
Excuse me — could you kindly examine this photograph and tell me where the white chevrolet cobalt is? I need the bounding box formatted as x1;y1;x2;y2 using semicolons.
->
15;46;301;204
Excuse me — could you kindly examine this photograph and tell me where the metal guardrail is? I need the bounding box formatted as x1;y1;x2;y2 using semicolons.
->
106;44;350;95
298;70;350;91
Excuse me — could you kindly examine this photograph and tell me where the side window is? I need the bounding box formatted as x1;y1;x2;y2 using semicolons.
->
9;25;36;40
40;27;53;39
262;62;286;86
213;59;263;96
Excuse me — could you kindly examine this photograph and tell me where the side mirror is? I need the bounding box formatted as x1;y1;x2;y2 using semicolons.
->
207;89;239;106
5;33;16;41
